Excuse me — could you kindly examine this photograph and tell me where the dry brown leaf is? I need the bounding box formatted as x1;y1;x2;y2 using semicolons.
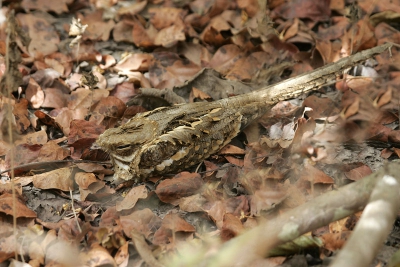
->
25;78;44;109
118;1;147;16
114;53;153;73
131;229;164;267
0;231;19;262
224;155;244;167
78;10;115;41
320;231;352;252
131;17;158;48
114;242;129;266
303;95;339;119
344;164;372;181
226;51;271;81
154;20;186;48
250;188;287;216
0;193;36;218
177;194;206;212
201;16;232;46
153;213;195;245
37;140;70;162
155;172;203;205
80;243;115;267
190;87;212;101
41;88;69;109
16;13;59;57
219;144;245;155
120;208;162;239
220;213;244;241
116;185;148;212
149;7;187;30
374;85;393;107
149;52;201;89
381;148;394;159
273;0;331;21
209;44;244;75
113;20;135;43
44;52;73;77
7;144;41;168
317;16;350;42
21;0;72;14
301;162;334;185
90;96;126;127
206;196;249;229
75;172;99;190
68;120;105;144
54;108;87;135
32;167;74;191
341;96;360;119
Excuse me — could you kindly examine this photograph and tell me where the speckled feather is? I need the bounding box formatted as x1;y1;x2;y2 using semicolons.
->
96;43;393;182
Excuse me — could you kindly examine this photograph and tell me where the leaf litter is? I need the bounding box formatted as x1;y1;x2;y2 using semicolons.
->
0;0;400;266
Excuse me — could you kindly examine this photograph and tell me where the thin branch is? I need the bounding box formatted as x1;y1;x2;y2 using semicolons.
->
330;163;400;267
193;161;400;267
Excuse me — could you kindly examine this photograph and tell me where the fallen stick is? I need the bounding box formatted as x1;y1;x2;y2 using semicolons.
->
191;161;400;266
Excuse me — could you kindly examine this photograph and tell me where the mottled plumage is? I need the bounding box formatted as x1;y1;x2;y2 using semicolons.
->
97;43;392;182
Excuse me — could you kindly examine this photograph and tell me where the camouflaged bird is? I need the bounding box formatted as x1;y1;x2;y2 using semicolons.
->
96;43;392;182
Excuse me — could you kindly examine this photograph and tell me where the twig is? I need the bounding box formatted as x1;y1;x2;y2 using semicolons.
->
192;161;400;267
69;188;82;234
330;163;400;267
0;159;112;176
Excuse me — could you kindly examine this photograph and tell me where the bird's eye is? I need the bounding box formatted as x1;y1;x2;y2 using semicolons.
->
117;144;131;151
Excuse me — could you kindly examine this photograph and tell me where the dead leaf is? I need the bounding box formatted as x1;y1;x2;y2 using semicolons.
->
149;7;186;30
21;0;72;14
219;144;245;155
0;193;36;218
68;120;105;144
220;213;244;241
80;243;115;267
320;231;352;251
120;208;162;239
37;139;70;161
116;185;148;212
341;96;360;119
117;1;148;17
153;213;195;245
114;53;153;73
25;78;44;109
131;17;158;48
374;85;392;108
250;188;287;216
155;172;203;205
224;156;244;167
41;88;69;109
32;167;75;191
209;44;244;75
149;52;201;89
44;52;73;77
300;162;334;185
177;194;206;212
344;164;372;181
7;144;42;167
154;20;186;48
90;96;126;127
114;242;129;266
16;13;59;57
78;10;115;41
274;0;331;21
190;87;212;101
